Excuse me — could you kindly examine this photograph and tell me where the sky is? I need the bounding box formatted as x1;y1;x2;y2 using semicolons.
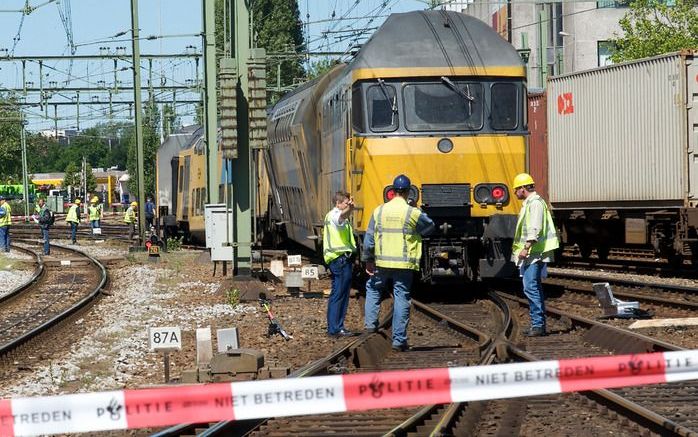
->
0;0;436;132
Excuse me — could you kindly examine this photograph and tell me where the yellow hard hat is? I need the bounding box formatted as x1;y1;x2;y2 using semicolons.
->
131;201;138;207
91;196;99;203
512;173;535;189
74;199;81;205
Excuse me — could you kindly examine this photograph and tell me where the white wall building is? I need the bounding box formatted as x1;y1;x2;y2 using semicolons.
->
465;0;626;88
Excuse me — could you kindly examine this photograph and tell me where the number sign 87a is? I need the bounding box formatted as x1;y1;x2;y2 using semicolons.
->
148;327;182;351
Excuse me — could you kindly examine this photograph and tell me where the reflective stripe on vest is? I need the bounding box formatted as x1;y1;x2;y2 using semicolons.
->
66;205;79;223
88;206;100;221
124;207;136;224
373;197;423;270
512;194;560;258
0;203;10;227
322;210;356;264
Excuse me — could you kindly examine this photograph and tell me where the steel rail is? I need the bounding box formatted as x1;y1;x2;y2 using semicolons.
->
0;242;108;356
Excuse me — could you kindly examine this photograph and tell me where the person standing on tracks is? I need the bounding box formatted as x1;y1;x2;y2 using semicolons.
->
66;198;81;245
0;196;12;252
362;174;435;352
124;201;138;240
145;196;156;231
36;198;53;255
323;191;358;338
89;196;103;229
512;173;560;337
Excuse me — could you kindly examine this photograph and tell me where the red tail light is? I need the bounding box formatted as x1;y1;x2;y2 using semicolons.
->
473;183;509;204
385;188;396;200
491;186;505;200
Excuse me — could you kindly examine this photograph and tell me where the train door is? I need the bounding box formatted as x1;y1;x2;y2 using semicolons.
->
170;157;179;215
182;156;191;220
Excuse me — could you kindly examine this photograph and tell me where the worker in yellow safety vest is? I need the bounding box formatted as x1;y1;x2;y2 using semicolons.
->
322;191;357;338
88;196;103;230
361;174;434;352
511;173;559;337
0;196;12;252
65;199;81;244
124;201;137;240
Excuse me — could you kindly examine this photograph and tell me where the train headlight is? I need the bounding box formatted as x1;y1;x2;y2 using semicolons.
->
437;138;453;153
383;185;420;204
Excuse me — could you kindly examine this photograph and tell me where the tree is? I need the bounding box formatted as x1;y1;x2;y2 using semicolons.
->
253;0;305;103
162;103;180;137
62;162;79;190
85;162;97;193
307;58;341;80
0;104;23;181
610;0;698;63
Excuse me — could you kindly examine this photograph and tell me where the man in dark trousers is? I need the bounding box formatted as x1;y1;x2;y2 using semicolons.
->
322;191;357;337
362;174;434;351
35;198;53;255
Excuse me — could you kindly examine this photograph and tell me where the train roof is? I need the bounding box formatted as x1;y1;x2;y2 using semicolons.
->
348;10;523;72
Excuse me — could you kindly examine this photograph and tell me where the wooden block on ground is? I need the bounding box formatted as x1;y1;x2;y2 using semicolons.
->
628;317;698;329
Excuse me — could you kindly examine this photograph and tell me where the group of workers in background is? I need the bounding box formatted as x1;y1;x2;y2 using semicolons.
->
0;194;157;256
322;172;559;350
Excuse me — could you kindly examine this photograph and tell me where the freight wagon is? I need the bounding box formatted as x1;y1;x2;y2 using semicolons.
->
540;51;698;265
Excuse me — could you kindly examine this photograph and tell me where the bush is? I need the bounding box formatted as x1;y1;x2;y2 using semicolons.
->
166;236;183;252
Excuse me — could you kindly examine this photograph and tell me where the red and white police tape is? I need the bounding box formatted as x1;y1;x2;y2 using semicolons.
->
1;349;697;436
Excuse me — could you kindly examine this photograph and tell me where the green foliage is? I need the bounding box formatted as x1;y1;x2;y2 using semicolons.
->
226;287;240;308
0;104;23;181
62;162;79;188
28;122;131;174
611;0;698;63
253;0;305;103
306;58;341;80
126;104;160;198
166;236;183;252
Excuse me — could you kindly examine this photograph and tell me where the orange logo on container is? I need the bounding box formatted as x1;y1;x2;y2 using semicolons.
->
557;93;574;115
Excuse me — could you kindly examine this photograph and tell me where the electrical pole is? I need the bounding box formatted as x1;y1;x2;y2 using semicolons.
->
230;0;252;275
203;0;218;204
20;113;29;223
130;0;147;244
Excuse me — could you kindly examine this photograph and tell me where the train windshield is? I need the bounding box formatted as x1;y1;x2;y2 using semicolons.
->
403;81;483;131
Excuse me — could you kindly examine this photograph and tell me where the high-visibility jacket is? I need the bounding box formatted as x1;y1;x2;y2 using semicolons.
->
322;209;356;264
372;197;423;270
88;205;101;221
124;206;136;224
512;193;559;258
0;202;11;227
66;205;80;224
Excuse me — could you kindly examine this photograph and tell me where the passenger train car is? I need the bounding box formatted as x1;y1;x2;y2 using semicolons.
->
265;10;528;281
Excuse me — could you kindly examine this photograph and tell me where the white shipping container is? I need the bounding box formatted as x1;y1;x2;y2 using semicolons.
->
547;51;698;208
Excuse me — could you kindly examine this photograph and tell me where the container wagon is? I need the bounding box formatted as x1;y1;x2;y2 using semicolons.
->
546;51;698;265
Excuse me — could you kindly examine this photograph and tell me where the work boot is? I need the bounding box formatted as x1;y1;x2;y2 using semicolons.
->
522;326;546;337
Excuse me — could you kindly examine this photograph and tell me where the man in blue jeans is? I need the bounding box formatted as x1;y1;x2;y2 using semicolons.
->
322;191;357;337
511;173;560;337
362;174;434;351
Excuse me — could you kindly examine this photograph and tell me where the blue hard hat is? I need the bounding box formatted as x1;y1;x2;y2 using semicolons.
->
393;174;411;191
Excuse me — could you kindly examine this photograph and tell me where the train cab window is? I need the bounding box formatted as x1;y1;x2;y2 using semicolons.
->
491;83;519;130
367;85;398;132
351;84;365;133
403;82;483;131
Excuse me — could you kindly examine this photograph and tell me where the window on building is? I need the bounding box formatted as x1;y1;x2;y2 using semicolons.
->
597;41;616;67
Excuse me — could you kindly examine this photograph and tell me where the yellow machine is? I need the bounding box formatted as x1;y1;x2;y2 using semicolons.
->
264;11;527;281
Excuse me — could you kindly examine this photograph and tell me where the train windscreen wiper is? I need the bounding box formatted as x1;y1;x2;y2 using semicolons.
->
377;78;398;124
441;76;474;115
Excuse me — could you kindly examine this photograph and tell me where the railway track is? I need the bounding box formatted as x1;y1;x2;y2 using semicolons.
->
0;241;108;363
10;222;131;241
491;291;698;436
152;294;510;437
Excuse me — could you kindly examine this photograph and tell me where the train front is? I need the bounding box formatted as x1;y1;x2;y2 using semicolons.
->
347;11;527;282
